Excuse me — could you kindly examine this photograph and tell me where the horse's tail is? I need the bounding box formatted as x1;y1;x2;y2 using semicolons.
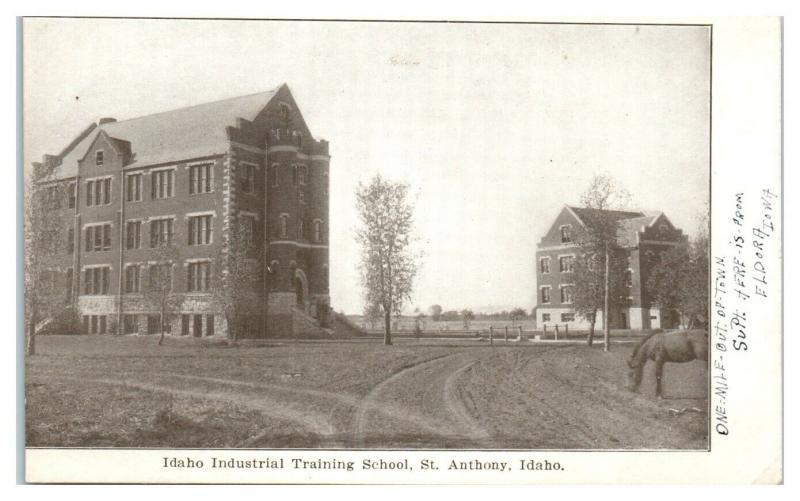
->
628;331;660;368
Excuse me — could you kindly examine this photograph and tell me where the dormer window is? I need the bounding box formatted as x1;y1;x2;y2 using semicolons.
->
560;225;572;243
95;151;104;166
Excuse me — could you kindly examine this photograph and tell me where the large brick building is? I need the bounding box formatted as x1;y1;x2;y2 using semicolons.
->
534;205;686;331
32;84;330;337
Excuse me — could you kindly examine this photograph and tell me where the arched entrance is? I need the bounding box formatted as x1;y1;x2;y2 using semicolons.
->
293;268;309;313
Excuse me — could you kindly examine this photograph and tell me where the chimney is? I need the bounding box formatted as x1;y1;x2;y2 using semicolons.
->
99;117;117;125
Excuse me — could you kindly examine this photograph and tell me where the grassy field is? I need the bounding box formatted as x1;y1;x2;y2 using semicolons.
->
26;334;708;450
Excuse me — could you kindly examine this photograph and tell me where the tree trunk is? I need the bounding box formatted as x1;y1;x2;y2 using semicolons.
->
27;307;37;356
227;313;237;345
383;310;392;346
603;249;610;352
158;310;165;346
587;308;596;347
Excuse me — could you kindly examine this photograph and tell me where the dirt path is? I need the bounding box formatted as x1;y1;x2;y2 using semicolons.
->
353;350;495;448
160;372;454;447
441;359;491;441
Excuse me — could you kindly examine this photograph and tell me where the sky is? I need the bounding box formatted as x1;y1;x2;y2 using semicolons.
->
23;19;710;315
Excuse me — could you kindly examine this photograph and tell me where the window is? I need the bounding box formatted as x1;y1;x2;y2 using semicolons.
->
151;170;175;199
85;178;111;206
240;215;256;246
85;224;112;252
659;224;668;232
126;173;142;202
560;285;574;304
271;164;279;187
67;228;74;254
190;164;212;194
149;263;173;291
541;313;551;322
279;103;290;122
126;221;141;249
84;315;107;334
124;315;138;334
150;218;174;247
240;163;255;193
294;130;303;147
207;315;215;336
539;257;550;274
125;265;141;293
313;220;322;243
541;287;551;304
559;255;574;273
561;313;576;322
297;165;307;185
280;214;289;238
292;165;298;187
298;190;305;204
68;182;76;208
95;150;104;166
624;270;633;287
147;315;162;335
83;266;110;295
188;215;213;245
187;261;211;292
560;224;572;243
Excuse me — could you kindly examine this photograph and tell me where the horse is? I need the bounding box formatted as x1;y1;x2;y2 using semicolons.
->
627;330;708;398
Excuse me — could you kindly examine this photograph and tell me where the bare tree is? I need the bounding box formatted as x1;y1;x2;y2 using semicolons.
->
146;242;180;346
509;307;527;325
24;176;69;355
572;247;627;346
578;174;631;351
355;174;419;346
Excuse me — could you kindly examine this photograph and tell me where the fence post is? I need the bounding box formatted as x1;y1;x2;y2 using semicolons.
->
489;326;494;346
555;324;559;341
504;326;509;344
565;323;569;337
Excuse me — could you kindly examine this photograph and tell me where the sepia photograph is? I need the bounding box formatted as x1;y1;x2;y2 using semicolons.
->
21;18;713;456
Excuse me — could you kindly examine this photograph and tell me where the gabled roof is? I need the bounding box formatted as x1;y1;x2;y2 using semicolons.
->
39;85;284;182
568;206;645;225
615;215;661;247
563;205;669;248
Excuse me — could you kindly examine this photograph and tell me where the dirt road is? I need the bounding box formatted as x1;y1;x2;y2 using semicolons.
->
26;337;708;449
350;345;707;449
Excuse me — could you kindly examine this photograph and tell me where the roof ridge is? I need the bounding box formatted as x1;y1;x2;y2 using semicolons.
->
98;85;282;127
